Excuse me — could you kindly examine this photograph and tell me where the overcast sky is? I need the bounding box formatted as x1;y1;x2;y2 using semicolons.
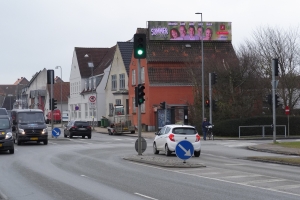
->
1;0;299;84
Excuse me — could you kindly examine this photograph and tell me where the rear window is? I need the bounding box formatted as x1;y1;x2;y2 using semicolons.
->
0;109;8;115
74;121;89;126
172;127;197;135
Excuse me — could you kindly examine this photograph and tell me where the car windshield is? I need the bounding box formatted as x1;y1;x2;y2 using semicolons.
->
173;128;196;135
18;112;45;123
0;118;10;129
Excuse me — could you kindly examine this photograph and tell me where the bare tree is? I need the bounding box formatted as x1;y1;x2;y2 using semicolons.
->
245;26;300;111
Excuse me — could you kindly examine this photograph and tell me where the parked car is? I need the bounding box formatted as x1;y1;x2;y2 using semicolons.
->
153;124;201;157
0;108;8;116
0;115;14;154
64;120;92;139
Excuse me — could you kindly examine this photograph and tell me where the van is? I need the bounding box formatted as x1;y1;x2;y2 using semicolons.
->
11;109;48;145
0;115;14;154
62;111;69;122
46;109;61;124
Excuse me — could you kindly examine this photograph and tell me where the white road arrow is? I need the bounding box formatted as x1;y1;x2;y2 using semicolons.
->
178;144;191;156
53;130;59;135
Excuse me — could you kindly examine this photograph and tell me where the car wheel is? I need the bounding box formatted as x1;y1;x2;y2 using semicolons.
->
9;149;14;154
165;144;171;156
88;135;91;139
194;150;201;157
153;142;159;154
64;133;67;138
44;140;48;145
82;136;85;139
69;132;73;138
130;131;135;134
108;129;112;135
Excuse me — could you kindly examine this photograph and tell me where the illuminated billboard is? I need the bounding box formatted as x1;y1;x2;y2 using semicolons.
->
148;21;232;41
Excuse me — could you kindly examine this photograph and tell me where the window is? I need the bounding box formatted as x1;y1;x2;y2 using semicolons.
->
141;103;145;113
85;103;88;118
116;99;121;105
109;103;114;116
111;75;117;90
132;97;136;113
119;73;125;89
141;67;145;83
132;70;136;85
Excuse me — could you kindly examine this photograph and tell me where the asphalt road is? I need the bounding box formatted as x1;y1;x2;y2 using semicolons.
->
1;131;300;200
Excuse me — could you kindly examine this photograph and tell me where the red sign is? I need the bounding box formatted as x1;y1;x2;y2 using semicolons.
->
285;106;290;115
89;96;96;102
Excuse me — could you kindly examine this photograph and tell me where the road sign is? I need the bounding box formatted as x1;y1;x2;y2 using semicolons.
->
135;137;147;153
52;127;61;138
175;140;194;161
75;105;79;110
285;106;290;115
89;102;96;109
89;96;96;102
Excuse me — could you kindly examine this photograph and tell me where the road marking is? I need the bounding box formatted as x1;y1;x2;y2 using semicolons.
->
243;179;286;185
134;193;158;200
274;184;300;190
128;162;300;197
220;174;262;179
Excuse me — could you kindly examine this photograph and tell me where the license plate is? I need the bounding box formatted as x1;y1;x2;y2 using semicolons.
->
0;144;2;147
30;137;38;141
78;128;86;130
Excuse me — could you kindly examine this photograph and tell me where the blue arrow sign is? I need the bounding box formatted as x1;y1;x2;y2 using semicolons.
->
175;140;194;160
52;127;61;138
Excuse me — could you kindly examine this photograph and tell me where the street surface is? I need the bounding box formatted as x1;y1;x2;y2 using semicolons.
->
1;128;300;200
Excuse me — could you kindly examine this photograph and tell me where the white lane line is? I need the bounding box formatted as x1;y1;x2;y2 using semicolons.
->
220;174;262;179
134;193;158;200
128;162;300;198
224;163;246;166
274;184;300;190
49;142;58;145
243;179;286;185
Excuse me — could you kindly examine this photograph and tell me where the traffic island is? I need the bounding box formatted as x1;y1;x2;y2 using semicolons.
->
123;154;206;168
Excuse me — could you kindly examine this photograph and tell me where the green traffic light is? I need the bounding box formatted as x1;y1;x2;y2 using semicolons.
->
137;49;144;55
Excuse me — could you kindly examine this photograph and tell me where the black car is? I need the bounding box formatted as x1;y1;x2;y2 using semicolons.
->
64;120;92;139
0;115;14;154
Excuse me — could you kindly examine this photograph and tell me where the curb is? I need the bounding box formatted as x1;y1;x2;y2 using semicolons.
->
247;146;300;156
246;157;300;167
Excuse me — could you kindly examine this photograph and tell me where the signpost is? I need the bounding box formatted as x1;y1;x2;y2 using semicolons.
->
285;106;290;136
52;127;61;138
89;95;96;130
135;137;147;153
175;140;194;163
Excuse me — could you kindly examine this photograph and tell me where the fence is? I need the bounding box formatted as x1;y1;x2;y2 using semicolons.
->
239;125;286;138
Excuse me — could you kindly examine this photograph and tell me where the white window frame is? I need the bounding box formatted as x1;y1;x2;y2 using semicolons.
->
132;70;136;85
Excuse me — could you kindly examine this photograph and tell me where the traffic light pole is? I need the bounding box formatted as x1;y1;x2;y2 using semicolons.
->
272;59;277;143
138;58;142;155
209;73;212;124
51;72;54;133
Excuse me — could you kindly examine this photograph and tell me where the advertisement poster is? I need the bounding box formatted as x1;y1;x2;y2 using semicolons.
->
148;21;232;41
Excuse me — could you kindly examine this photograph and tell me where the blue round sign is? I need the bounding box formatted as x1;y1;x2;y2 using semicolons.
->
175;140;194;160
52;127;61;138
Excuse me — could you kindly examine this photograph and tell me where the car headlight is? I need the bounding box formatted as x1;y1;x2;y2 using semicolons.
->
42;128;48;134
5;132;12;139
19;129;25;135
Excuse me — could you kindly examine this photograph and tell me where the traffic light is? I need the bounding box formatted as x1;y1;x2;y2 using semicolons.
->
212;100;217;111
275;94;280;108
49;98;52;110
205;99;210;107
267;94;272;105
134;33;147;59
160;101;166;109
50;98;57;110
211;72;218;85
137;84;145;105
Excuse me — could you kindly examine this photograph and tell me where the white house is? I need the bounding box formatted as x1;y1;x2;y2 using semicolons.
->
68;47;116;126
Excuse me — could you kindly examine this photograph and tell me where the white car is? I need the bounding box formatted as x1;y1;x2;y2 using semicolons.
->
153;124;201;157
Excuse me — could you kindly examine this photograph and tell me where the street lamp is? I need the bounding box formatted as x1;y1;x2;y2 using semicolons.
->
84;54;95;130
195;12;205;121
55;66;63;127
